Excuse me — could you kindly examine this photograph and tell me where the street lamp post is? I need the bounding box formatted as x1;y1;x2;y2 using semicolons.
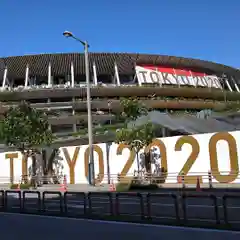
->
63;31;95;185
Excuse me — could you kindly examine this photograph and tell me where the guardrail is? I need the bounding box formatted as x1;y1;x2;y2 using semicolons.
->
0;190;240;230
5;170;240;186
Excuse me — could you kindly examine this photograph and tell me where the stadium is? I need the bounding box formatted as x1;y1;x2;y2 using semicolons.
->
1;52;240;184
0;52;240;144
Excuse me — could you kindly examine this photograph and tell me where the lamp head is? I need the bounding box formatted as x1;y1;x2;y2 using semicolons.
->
63;31;73;38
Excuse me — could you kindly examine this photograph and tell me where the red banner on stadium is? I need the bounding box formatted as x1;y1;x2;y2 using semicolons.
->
135;65;222;89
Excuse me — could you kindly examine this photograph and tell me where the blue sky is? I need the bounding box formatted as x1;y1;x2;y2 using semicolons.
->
1;0;239;67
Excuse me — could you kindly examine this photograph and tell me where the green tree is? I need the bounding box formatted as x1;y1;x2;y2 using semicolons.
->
115;98;155;173
119;97;148;121
0;101;54;184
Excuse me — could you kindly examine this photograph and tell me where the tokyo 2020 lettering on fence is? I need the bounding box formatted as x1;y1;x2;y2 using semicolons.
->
1;131;239;184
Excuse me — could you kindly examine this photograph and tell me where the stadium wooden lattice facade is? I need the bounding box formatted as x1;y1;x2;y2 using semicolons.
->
0;52;240;140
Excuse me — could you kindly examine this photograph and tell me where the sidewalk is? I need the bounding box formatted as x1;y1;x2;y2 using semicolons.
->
2;183;240;192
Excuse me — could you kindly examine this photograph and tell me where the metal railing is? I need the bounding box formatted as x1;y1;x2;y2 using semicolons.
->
0;190;240;230
2;171;240;189
101;171;240;189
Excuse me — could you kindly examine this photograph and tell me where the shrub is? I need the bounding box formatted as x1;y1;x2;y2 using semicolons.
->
151;176;166;184
10;183;32;190
129;183;159;191
151;168;167;184
115;183;130;192
131;176;142;185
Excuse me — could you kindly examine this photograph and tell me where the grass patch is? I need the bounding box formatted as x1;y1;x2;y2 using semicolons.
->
115;183;130;192
10;183;32;190
115;180;160;192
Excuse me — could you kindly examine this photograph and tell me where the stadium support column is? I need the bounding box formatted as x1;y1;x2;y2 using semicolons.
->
71;62;77;132
114;62;120;86
93;62;98;86
48;63;52;87
47;62;52;131
222;74;233;92
2;67;7;89
231;77;240;92
173;68;180;88
71;62;75;87
162;127;166;137
225;80;233;92
24;64;29;88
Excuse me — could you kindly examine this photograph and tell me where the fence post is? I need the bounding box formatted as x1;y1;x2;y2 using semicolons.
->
181;172;185;189
181;193;187;223
117;173;120;183
222;195;230;225
208;171;213;188
0;190;4;210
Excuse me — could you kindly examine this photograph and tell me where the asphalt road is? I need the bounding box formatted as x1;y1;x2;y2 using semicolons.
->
1;213;240;240
2;190;240;228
